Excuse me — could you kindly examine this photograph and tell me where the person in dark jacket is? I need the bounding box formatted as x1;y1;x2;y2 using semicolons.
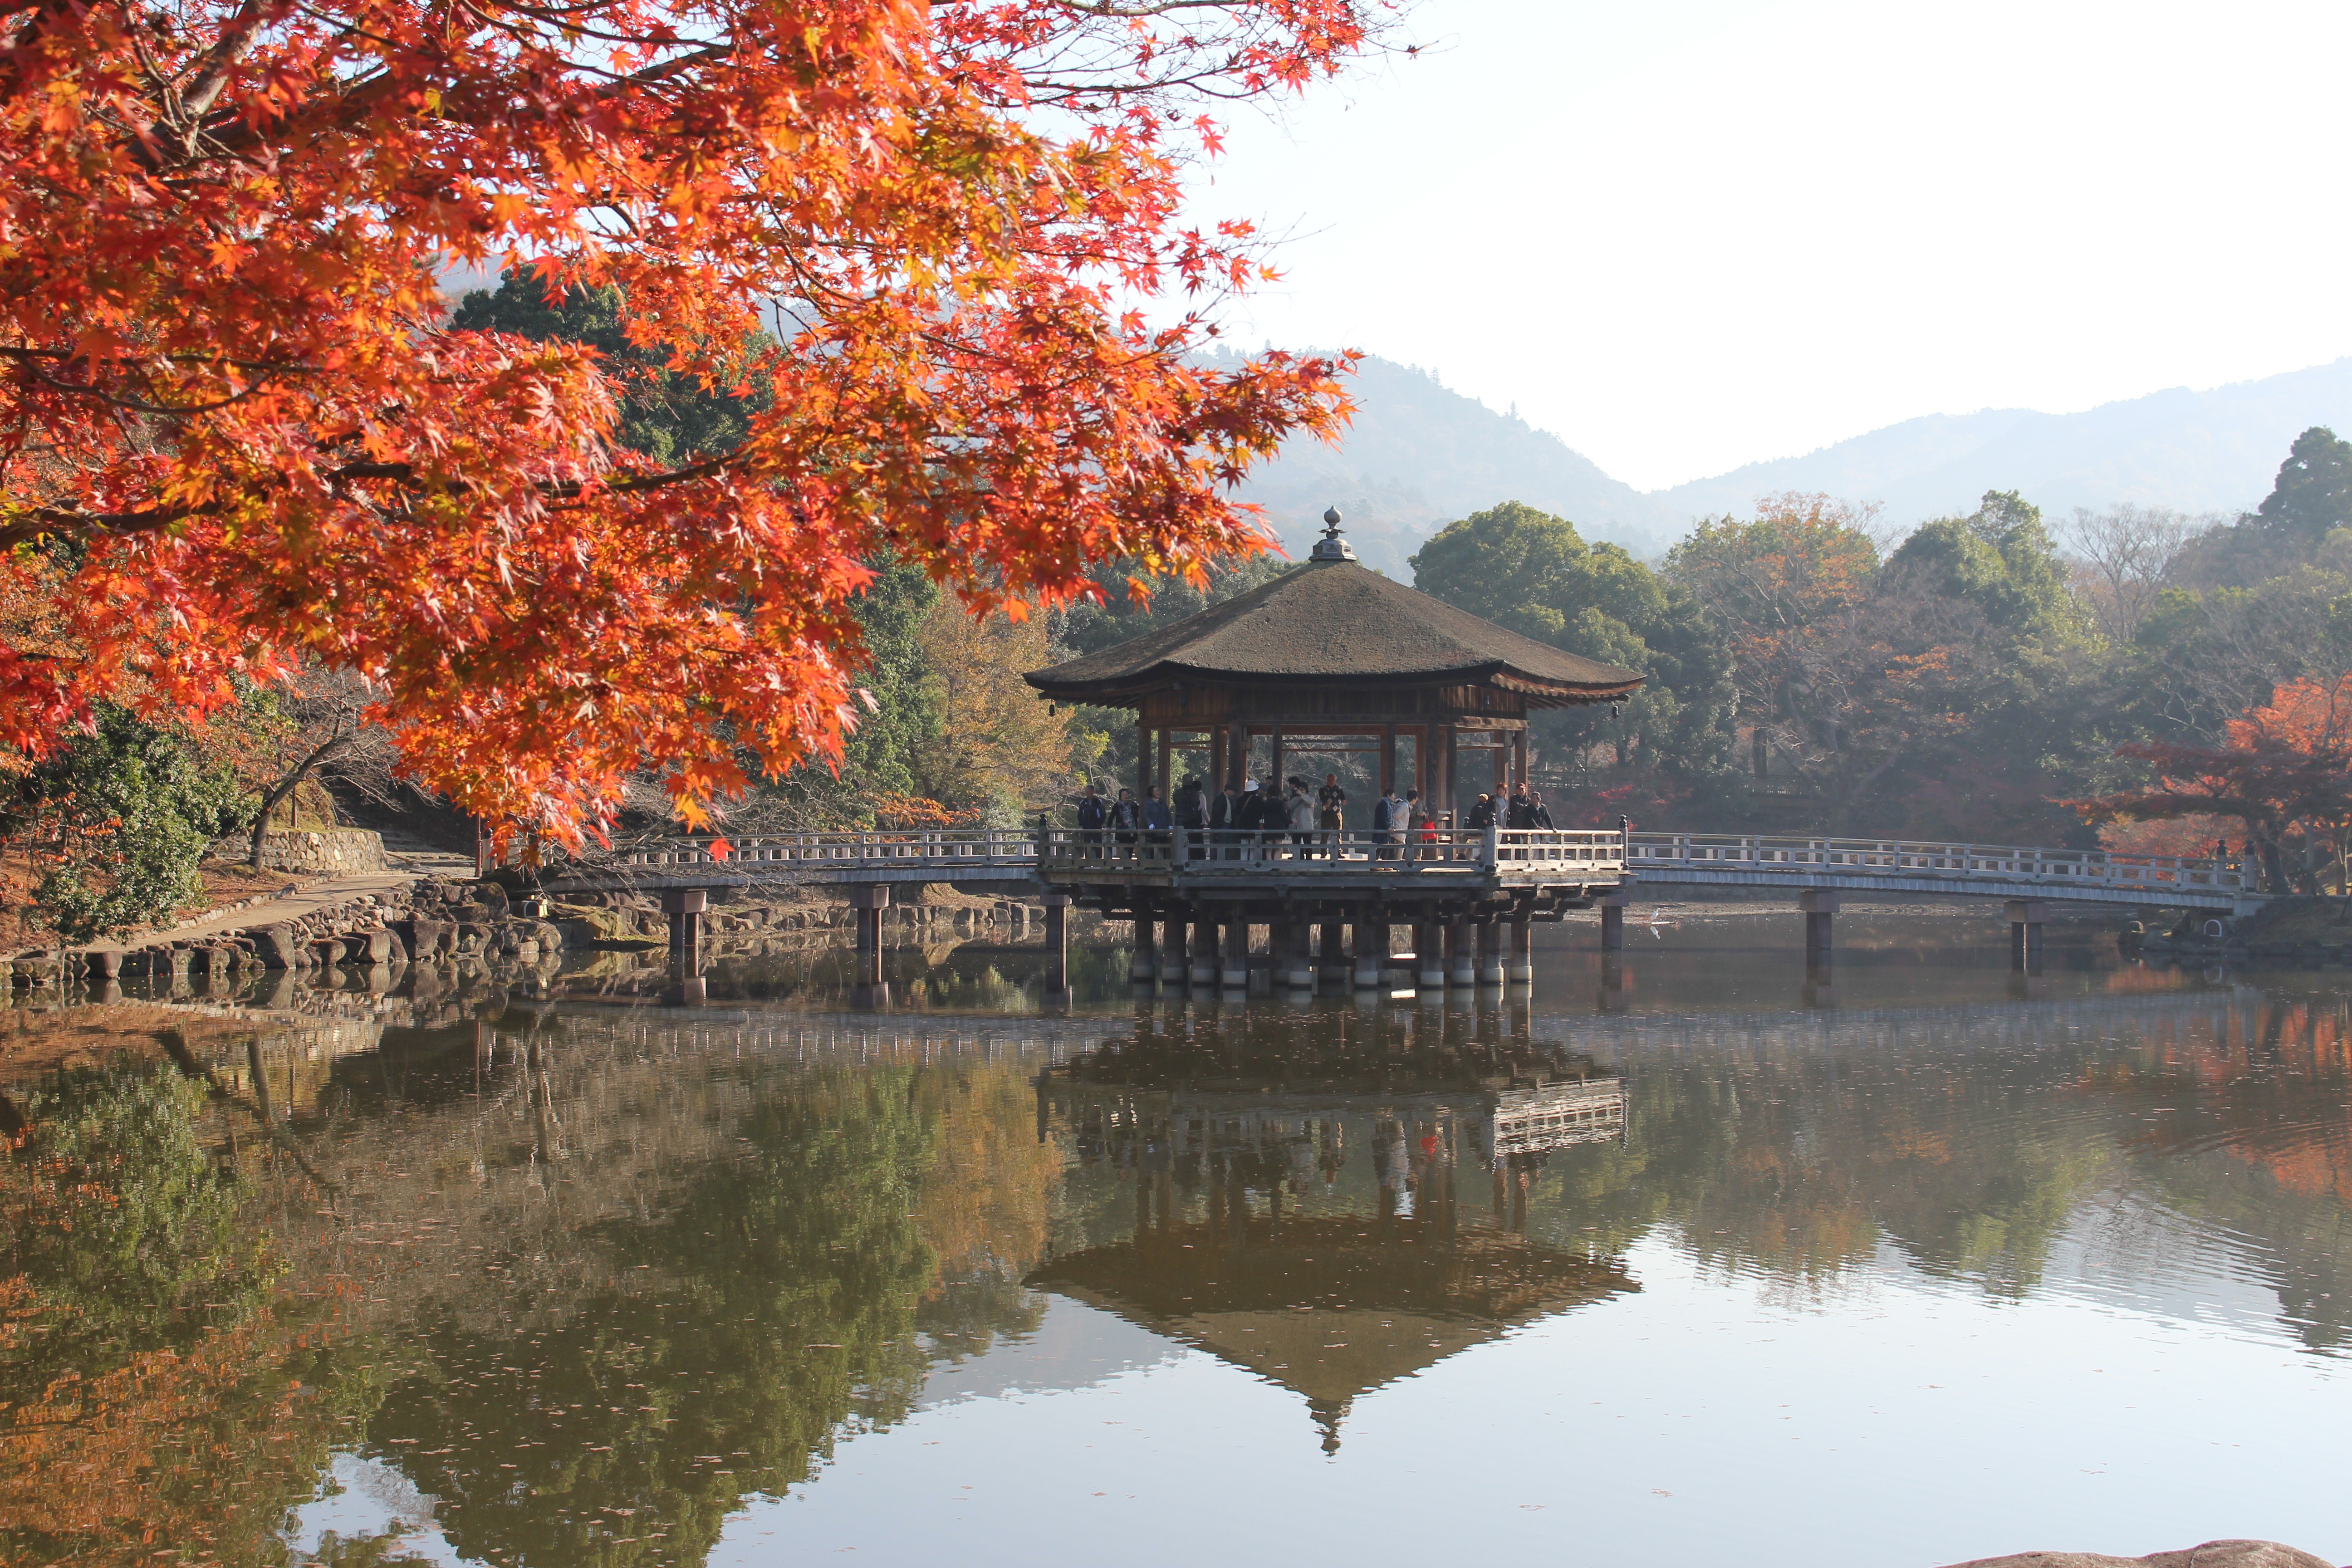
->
1112;787;1141;857
1505;783;1535;829
1142;784;1172;855
1075;783;1107;860
1176;776;1207;859
1527;788;1555;829
1465;792;1497;830
1371;788;1395;856
1317;772;1347;857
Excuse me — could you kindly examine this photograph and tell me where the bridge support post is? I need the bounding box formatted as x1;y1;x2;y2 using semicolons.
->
2005;899;2048;972
1475;921;1506;985
1190;917;1217;986
850;885;889;986
1041;893;1071;995
1129;899;1158;983
1416;921;1445;990
1318;921;1347;981
1220;918;1249;990
1598;890;1629;951
1352;920;1387;989
1283;921;1316;989
663;888;708;968
1597;953;1631;1012
1509;915;1533;983
1799;889;1839;965
1447;916;1475;987
1161;914;1190;984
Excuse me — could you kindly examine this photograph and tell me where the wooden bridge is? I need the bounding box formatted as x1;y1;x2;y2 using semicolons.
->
542;825;2257;912
536;825;2264;994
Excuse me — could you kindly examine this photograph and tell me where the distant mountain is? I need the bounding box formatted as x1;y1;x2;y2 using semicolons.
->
1230;354;1677;573
1652;360;2352;529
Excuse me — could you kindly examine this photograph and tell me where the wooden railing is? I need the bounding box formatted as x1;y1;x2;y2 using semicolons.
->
1040;826;1623;877
611;829;1041;871
1625;833;2254;895
588;826;1627;882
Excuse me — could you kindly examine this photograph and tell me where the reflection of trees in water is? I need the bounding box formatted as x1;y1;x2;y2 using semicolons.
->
2078;993;2352;1350
5;1021;1059;1568
354;1055;1054;1567
0;1061;377;1566
1539;995;2352;1344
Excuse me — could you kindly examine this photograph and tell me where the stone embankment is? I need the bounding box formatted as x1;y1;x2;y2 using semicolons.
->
9;875;564;990
8;877;1045;992
2124;895;2352;967
252;826;390;875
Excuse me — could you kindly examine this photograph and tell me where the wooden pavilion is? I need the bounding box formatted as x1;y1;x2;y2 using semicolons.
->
1024;509;1643;820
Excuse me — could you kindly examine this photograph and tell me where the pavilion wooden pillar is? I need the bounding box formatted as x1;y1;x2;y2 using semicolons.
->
1158;729;1174;796
1380;725;1397;796
1512;730;1529;789
1137;715;1153;797
1226;717;1248;791
1441;724;1459;821
1269;725;1284;791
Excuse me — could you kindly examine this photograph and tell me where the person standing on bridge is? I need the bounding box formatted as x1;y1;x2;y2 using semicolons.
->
1371;788;1396;858
1286;778;1316;857
1210;779;1240;861
1505;783;1534;830
1318;771;1348;858
1142;784;1172;856
1112;787;1141;859
1406;787;1434;860
1527;788;1555;829
1176;775;1207;860
1466;792;1497;831
1075;783;1107;861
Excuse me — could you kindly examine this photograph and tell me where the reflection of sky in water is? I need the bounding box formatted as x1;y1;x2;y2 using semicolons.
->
286;1453;468;1567
709;1239;2347;1568
27;907;2352;1567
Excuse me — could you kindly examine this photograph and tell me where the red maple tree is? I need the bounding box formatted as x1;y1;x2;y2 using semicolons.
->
0;0;1373;844
2069;673;2352;892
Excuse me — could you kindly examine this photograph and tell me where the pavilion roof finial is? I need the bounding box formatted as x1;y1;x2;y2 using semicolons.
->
1311;505;1356;563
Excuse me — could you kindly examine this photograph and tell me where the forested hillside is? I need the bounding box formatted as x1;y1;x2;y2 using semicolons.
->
1227;354;1678;568
19;283;2352;951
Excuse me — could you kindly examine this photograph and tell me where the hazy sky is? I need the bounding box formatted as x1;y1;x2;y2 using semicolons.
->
1185;0;2352;492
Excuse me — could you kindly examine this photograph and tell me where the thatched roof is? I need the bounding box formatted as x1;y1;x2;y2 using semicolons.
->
1024;555;1644;707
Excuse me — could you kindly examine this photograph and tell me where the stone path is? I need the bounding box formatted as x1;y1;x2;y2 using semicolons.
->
92;872;424;955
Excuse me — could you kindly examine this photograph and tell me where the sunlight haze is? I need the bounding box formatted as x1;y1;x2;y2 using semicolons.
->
1190;0;2352;491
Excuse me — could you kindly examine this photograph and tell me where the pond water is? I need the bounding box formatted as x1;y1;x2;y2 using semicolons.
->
5;907;2350;1568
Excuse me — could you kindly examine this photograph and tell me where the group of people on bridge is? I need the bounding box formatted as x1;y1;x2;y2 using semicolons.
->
1066;774;1559;862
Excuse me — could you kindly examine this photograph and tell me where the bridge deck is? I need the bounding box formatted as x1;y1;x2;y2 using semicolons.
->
535;827;2263;912
1626;833;2259;911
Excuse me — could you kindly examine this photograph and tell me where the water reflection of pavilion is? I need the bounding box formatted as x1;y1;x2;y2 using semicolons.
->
1030;1024;1633;1450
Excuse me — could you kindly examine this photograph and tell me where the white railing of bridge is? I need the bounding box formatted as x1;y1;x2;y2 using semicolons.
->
612;829;1042;870
596;827;1626;881
1042;826;1622;877
1625;833;2253;895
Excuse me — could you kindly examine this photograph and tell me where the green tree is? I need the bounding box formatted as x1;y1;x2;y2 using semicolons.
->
2171;426;2352;589
3;707;250;943
1410;502;1738;803
1887;490;2079;643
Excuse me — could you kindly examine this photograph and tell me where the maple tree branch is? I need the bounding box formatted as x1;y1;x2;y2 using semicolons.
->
0;451;745;549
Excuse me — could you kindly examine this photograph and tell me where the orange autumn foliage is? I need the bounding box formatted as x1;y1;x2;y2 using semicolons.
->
0;0;1376;846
